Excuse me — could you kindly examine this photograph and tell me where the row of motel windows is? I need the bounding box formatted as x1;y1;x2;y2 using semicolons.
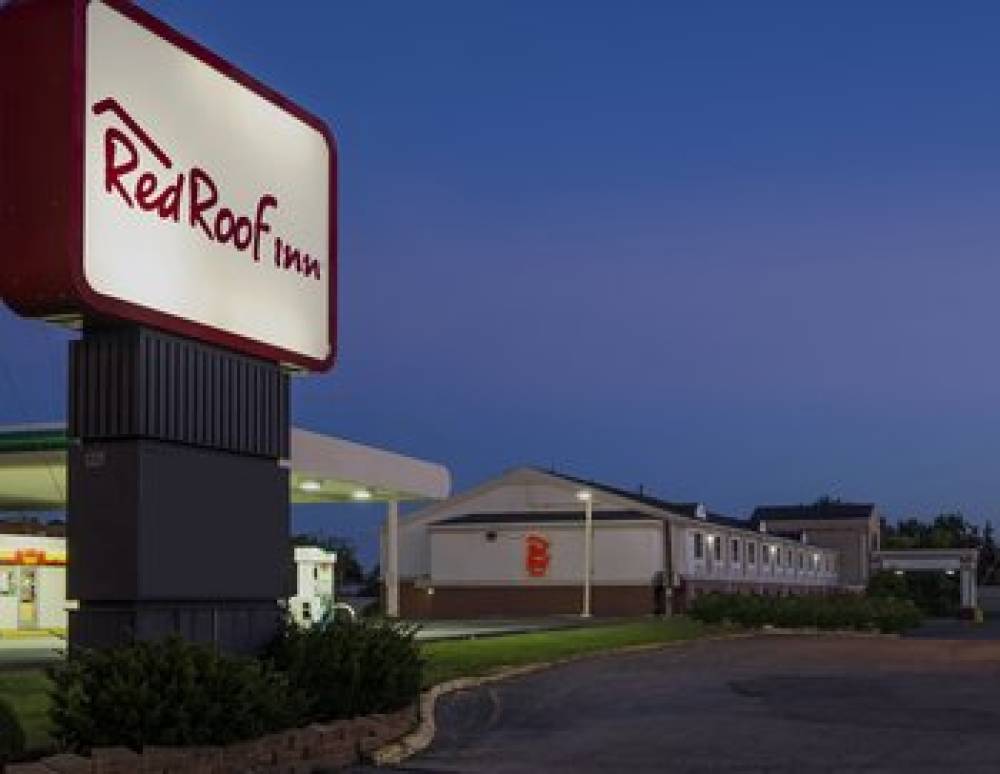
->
691;532;835;574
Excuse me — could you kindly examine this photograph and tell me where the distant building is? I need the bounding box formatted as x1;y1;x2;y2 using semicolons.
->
390;468;841;618
751;502;880;589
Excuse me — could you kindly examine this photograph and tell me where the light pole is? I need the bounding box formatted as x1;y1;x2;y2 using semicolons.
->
577;490;593;617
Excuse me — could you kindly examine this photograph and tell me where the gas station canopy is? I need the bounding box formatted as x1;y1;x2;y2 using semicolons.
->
0;424;450;511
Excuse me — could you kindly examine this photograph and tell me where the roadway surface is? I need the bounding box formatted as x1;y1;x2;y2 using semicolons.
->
390;633;1000;773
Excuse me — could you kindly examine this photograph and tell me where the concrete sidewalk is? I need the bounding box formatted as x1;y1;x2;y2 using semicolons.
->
412;617;606;642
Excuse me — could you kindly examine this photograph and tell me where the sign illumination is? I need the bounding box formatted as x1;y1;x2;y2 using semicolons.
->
0;0;337;371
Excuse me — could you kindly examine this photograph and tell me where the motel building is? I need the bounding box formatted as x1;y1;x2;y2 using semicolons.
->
388;467;980;618
0;424;449;635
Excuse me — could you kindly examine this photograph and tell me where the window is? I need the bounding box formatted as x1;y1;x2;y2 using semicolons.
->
713;536;722;561
693;532;704;559
797;552;804;570
486;530;498;542
785;548;792;567
763;545;771;565
731;538;740;563
313;567;319;580
748;542;757;565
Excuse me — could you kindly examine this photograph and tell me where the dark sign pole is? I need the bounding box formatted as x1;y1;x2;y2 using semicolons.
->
66;326;291;653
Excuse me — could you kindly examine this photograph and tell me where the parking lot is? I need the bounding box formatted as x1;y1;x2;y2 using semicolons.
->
402;633;1000;773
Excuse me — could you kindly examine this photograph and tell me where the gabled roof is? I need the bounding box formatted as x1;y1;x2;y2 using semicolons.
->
538;468;703;518
435;510;660;526
539;469;756;531
751;503;876;523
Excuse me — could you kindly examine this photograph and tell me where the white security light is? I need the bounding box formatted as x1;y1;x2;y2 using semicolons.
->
576;490;592;502
351;488;372;501
299;480;321;492
946;570;956;576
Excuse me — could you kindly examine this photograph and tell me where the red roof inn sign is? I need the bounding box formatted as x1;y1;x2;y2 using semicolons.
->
0;0;337;372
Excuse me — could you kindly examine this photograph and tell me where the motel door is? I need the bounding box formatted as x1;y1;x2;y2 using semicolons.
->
17;568;37;630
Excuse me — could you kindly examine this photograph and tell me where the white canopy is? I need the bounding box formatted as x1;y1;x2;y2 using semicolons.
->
0;424;450;510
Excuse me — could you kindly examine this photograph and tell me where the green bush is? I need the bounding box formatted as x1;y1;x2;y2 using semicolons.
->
48;637;298;753
688;592;922;633
867;570;960;617
267;617;422;723
0;698;25;762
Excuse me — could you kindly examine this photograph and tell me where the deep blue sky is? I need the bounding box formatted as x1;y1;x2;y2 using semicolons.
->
4;1;1000;564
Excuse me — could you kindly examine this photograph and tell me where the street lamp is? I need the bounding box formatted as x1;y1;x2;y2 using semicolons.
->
576;490;593;618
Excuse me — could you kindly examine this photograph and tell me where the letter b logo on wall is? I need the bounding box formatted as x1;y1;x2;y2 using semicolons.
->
525;534;551;578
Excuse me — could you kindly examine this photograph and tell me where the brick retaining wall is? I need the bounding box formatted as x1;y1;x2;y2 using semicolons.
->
400;582;659;618
6;704;416;773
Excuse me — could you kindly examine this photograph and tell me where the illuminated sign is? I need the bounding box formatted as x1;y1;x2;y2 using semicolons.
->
525;533;551;578
0;0;336;372
0;549;66;567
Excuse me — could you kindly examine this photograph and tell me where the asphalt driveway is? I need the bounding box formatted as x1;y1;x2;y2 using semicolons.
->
395;634;1000;773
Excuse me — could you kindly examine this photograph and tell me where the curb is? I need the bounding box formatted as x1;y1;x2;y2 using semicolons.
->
371;626;902;766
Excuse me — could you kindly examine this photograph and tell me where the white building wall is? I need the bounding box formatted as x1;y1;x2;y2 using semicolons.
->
399;474;630;580
401;469;844;594
429;522;664;585
671;522;838;586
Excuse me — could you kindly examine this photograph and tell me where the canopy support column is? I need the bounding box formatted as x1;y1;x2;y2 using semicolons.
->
960;557;978;616
386;499;399;618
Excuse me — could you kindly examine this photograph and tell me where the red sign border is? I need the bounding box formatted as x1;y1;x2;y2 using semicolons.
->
7;0;337;373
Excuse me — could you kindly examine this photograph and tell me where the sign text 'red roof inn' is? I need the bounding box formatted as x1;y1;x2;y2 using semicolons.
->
0;0;337;372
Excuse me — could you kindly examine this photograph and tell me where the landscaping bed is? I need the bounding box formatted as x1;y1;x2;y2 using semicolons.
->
688;592;923;633
0;617;719;764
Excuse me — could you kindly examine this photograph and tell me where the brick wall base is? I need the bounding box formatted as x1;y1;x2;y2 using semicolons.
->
7;704;417;774
400;582;661;618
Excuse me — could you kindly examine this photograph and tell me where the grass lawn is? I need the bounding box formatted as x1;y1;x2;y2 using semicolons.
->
0;669;53;754
420;617;719;688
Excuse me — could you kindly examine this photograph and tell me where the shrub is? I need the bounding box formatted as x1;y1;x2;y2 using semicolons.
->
868;570;960;617
0;698;25;763
49;637;298;752
267;617;422;723
688;592;922;633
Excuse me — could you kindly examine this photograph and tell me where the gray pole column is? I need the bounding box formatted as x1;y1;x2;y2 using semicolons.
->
960;560;977;612
386;499;399;618
67;326;289;655
578;491;593;618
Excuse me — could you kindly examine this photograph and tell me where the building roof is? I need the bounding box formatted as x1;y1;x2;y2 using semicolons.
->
537;469;761;531
435;510;661;526
751;503;876;523
538;468;705;517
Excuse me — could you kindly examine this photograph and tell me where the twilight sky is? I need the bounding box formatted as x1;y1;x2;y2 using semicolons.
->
3;1;1000;564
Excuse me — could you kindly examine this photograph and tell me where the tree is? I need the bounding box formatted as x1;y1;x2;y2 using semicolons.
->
290;534;364;585
883;512;998;585
883;511;980;550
